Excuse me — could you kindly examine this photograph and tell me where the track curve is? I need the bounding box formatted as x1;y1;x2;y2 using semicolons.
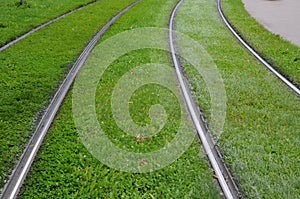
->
169;0;241;198
0;1;140;198
217;0;300;96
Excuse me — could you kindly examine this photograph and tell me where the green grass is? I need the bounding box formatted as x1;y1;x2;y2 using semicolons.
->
19;0;221;198
175;0;300;198
222;0;300;87
0;0;137;189
0;0;95;46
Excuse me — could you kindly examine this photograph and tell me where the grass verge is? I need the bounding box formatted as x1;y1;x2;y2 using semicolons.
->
0;0;137;190
19;0;221;198
221;0;300;87
0;0;95;46
175;0;300;198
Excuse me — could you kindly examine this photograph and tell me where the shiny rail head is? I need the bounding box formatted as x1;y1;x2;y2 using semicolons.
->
0;1;141;199
217;0;300;96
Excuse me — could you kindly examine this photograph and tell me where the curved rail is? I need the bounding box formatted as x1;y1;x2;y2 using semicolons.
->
0;0;98;52
0;1;140;198
217;0;300;96
169;0;240;198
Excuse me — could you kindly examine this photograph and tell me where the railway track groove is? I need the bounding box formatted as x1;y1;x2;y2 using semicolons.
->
0;0;99;52
1;0;267;198
169;0;241;198
217;0;300;96
0;1;140;198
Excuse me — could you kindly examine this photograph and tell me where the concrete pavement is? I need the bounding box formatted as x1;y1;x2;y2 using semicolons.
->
242;0;300;47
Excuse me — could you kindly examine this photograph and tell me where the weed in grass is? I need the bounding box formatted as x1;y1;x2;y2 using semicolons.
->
14;1;32;8
0;23;7;28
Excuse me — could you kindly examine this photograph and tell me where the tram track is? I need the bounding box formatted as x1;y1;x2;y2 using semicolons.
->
169;0;241;198
0;1;140;198
0;0;99;52
1;0;247;198
217;0;300;96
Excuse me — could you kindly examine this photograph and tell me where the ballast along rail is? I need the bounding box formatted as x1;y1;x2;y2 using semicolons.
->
217;0;300;96
0;0;99;52
169;0;241;198
0;1;140;198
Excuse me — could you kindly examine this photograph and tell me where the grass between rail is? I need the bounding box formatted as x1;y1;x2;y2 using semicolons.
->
221;0;300;87
19;0;221;198
175;0;300;198
0;0;95;46
0;0;137;190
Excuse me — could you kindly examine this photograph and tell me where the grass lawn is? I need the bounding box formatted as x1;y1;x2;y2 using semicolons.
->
19;0;221;198
0;0;137;190
0;0;95;46
175;0;300;198
221;0;300;87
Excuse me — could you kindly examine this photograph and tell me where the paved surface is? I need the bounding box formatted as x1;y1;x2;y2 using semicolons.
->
242;0;300;47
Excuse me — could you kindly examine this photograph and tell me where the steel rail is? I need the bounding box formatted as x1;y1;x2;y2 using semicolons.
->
0;0;99;52
169;0;240;199
0;1;140;198
217;0;300;96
